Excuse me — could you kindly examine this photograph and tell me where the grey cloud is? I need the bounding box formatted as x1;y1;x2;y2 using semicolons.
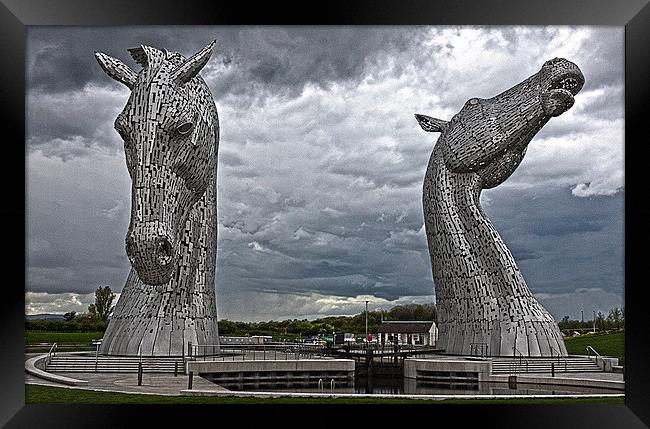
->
508;247;540;262
219;150;246;166
26;27;624;321
483;187;623;296
28;26;431;98
29;44;97;93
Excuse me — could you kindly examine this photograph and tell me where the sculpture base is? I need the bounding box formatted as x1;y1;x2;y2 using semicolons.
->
436;319;567;357
99;269;220;357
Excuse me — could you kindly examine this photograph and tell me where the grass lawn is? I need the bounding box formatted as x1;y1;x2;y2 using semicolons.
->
25;331;104;353
564;331;624;365
25;384;623;405
26;331;105;344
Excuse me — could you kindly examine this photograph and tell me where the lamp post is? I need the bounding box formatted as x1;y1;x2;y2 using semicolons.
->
593;309;596;333
365;300;369;347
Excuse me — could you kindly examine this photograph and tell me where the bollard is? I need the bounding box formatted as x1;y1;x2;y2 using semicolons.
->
188;371;194;390
366;349;374;379
551;362;555;377
508;375;517;389
137;362;143;386
174;361;178;377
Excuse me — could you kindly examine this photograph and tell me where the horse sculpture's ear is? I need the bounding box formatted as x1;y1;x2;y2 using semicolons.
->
171;40;217;87
128;45;166;70
415;114;449;133
95;52;137;89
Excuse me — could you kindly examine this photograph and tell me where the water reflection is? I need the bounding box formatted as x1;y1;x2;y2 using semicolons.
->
209;376;620;396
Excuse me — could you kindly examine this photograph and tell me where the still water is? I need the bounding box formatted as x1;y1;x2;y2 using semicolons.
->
208;376;620;396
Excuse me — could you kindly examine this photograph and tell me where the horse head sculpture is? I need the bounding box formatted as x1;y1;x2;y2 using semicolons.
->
416;58;584;356
95;42;220;356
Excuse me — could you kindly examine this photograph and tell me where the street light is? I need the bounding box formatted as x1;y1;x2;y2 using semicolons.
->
593;309;596;333
365;300;369;347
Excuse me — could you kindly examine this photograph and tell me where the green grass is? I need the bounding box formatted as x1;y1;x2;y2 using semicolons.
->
564;331;624;365
25;384;623;405
25;331;104;345
25;331;104;353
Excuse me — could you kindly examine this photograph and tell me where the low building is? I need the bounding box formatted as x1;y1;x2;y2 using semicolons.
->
219;335;272;345
334;333;356;345
377;321;438;346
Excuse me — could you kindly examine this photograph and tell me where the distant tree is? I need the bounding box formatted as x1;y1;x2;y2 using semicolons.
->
88;286;116;321
387;304;437;322
63;311;76;321
595;311;606;331
607;307;624;330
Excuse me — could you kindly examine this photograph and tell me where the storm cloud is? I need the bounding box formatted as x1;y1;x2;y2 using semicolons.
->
26;26;624;321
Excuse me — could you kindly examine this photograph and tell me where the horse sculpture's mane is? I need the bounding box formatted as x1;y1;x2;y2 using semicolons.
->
95;42;220;356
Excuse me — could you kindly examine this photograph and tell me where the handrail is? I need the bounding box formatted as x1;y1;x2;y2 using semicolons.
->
92;339;102;372
511;347;530;374
189;343;324;361
586;345;601;357
586;345;604;370
549;344;569;372
470;343;488;357
45;343;57;370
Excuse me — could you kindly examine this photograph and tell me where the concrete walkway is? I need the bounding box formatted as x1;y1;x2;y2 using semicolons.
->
26;371;221;396
550;372;624;382
25;353;220;396
25;352;624;399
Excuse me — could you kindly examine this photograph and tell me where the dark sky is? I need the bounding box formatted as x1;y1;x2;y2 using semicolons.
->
26;26;624;321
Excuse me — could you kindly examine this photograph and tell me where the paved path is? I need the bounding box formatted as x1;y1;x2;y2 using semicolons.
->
25;352;623;397
547;372;624;382
26;353;224;395
26;371;222;396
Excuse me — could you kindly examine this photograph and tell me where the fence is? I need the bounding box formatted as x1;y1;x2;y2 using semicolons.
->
187;343;326;361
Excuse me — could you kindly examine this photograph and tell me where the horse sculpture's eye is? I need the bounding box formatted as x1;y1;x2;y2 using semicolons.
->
177;122;194;136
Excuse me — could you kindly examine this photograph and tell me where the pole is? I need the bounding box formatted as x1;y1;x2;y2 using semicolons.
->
365;300;369;347
593;309;596;333
95;342;99;373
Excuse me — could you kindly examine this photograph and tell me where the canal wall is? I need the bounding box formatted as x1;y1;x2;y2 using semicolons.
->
404;358;492;382
186;359;355;389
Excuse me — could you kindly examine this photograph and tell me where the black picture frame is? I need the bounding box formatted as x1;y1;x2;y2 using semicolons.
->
2;0;649;427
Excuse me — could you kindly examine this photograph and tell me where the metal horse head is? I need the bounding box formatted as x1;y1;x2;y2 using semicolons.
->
95;41;219;285
415;57;584;188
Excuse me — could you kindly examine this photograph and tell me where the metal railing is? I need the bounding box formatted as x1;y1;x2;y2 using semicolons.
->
92;339;103;372
186;341;437;362
511;346;529;374
469;343;488;357
586;345;604;371
549;344;568;372
317;378;336;392
45;343;57;370
187;343;326;361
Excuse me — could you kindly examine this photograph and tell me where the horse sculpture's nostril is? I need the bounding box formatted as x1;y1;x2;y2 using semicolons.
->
125;235;136;258
156;237;173;266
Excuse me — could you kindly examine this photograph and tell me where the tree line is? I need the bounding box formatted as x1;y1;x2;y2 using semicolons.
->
27;290;436;337
193;303;437;339
557;307;624;332
27;286;624;339
26;286;115;332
